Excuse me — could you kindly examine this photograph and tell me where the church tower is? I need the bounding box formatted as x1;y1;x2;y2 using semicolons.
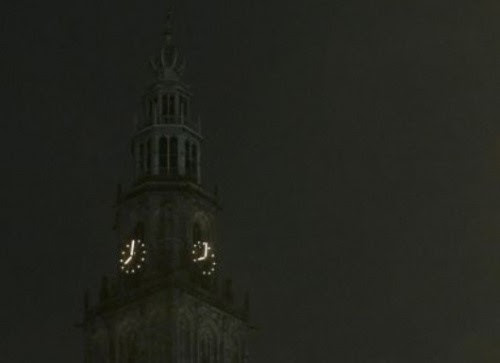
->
82;11;252;363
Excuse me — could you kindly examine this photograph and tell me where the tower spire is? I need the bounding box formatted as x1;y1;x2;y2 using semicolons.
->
151;7;186;81
164;6;173;44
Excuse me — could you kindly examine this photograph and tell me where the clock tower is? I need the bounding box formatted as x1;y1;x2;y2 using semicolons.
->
82;11;252;363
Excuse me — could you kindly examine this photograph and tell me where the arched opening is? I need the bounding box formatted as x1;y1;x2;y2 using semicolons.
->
162;94;168;118
193;222;203;244
184;140;191;177
200;331;216;363
134;222;145;242
169;95;176;117
118;334;127;362
180;96;188;120
146;139;151;174
179;317;192;362
191;143;198;181
90;331;108;363
127;331;138;363
170;137;178;175
147;97;157;123
118;327;139;363
154;98;158;123
159;137;168;174
138;144;144;173
231;338;241;363
148;315;167;363
156;209;166;239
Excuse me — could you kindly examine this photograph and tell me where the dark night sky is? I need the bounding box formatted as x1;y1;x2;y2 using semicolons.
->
3;0;500;362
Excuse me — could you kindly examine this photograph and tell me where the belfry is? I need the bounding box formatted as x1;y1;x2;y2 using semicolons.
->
82;10;252;363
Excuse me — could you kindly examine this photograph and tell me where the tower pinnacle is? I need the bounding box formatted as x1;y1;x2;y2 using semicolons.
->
151;9;186;81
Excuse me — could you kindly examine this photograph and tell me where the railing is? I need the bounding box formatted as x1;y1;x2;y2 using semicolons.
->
134;170;199;184
138;114;200;133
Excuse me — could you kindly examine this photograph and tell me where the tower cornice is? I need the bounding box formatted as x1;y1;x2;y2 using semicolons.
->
120;180;220;209
133;123;202;141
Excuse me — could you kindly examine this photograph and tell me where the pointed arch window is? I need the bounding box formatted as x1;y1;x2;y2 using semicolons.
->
231;338;242;363
119;328;141;363
169;95;176;117
179;317;192;362
139;144;144;173
148;97;158;123
201;338;209;363
126;331;138;363
146;140;151;174
147;99;153;120
184;140;191;177
156;207;166;239
193;222;202;244
180;96;188;119
161;94;176;121
170;137;178;175
162;94;168;119
191;143;198;180
118;334;127;362
200;331;217;363
184;327;191;361
159;137;168;174
134;222;145;242
90;331;108;363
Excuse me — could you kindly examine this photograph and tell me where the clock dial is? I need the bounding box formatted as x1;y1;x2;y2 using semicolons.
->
119;239;146;274
191;241;216;276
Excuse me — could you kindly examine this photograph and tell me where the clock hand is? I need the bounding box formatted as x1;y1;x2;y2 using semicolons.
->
130;240;136;256
197;242;209;261
123;240;136;265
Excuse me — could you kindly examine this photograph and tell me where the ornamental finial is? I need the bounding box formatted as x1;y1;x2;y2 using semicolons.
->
150;5;186;81
165;6;173;43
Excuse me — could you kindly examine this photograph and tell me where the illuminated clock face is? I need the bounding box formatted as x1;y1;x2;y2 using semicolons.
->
119;239;146;274
191;241;216;276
